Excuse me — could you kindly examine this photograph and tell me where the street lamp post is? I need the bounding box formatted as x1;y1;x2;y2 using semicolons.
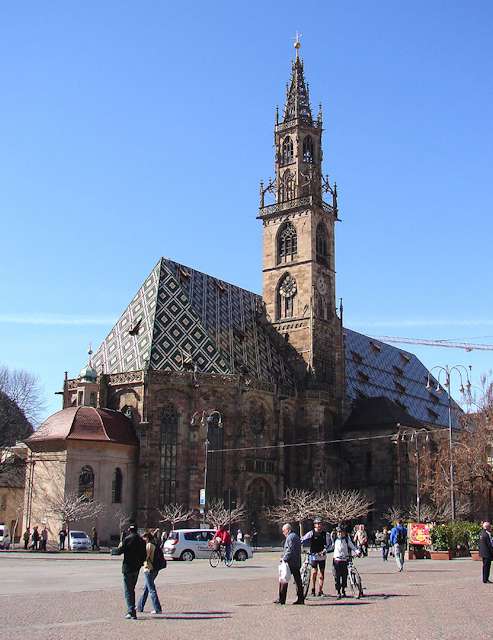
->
426;365;471;521
396;424;429;522
191;410;223;521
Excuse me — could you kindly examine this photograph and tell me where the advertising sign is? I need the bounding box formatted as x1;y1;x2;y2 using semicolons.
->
409;522;431;546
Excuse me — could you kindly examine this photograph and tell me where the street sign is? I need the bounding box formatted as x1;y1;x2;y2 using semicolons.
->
199;488;206;506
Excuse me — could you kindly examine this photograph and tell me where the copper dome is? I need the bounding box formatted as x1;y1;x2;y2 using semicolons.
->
27;406;138;450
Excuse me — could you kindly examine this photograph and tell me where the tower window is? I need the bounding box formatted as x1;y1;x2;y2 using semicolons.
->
316;222;328;265
279;171;295;202
79;465;95;501
303;136;314;163
277;222;297;263
281;136;294;164
277;274;297;320
160;403;178;506
112;468;123;503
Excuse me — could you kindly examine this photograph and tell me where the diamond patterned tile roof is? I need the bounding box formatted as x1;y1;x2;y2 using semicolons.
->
92;258;298;388
91;259;460;429
344;328;461;429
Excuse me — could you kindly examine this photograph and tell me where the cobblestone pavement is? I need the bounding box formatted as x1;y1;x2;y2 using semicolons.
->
0;550;490;640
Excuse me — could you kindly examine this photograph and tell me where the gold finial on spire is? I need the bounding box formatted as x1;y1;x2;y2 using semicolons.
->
294;31;302;59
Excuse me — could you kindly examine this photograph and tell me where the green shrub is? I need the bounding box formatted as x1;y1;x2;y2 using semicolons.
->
431;521;482;551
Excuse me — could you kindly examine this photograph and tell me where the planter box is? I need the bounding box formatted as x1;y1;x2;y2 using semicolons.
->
470;551;481;561
430;550;454;560
407;547;431;560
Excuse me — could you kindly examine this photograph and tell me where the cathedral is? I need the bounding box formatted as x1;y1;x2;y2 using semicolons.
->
24;44;459;543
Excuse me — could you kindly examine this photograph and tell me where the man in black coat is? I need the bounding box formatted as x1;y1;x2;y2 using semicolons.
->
276;523;304;605
479;521;493;584
115;525;147;619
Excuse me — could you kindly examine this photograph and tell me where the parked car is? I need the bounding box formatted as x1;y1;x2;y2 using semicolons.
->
0;524;11;550
68;530;91;551
163;528;253;562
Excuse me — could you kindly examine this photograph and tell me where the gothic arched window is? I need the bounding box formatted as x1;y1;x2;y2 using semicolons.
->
281;136;294;164
316;222;329;265
112;467;123;503
277;274;297;320
160;403;178;506
79;465;94;501
277;222;297;263
279;171;295;203
303;136;314;163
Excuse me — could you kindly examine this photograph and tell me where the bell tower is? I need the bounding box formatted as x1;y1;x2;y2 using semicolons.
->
257;37;343;394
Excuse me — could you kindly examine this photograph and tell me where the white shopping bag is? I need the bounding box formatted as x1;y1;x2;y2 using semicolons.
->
278;560;292;584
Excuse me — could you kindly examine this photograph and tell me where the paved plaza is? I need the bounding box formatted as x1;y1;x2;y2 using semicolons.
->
0;550;490;640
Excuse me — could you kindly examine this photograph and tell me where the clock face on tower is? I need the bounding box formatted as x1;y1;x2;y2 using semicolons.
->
316;275;328;296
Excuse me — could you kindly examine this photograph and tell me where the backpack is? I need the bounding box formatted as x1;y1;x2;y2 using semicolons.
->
153;543;167;571
396;528;406;545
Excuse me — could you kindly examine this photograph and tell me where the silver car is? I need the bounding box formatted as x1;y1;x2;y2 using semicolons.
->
68;530;91;551
163;528;253;562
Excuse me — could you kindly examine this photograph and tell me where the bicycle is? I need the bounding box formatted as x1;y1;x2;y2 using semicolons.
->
300;552;312;598
347;556;364;598
209;544;233;568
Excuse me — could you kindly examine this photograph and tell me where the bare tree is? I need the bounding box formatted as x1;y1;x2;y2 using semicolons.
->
0;365;45;426
382;505;408;524
320;490;373;525
264;489;324;536
46;491;105;539
114;508;132;535
205;499;246;529
158;503;195;531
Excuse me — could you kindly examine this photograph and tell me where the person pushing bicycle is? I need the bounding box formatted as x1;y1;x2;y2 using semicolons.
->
301;517;331;597
326;525;361;599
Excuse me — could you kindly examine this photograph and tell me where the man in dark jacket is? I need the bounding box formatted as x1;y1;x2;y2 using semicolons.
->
479;521;493;584
115;525;147;619
276;523;304;605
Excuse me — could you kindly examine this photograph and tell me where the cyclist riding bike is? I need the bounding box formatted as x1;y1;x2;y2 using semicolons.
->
301;517;330;597
213;525;232;562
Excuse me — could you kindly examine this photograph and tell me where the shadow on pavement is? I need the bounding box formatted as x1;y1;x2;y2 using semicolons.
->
148;611;233;620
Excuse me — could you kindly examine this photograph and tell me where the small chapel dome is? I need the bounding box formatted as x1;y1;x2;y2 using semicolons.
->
79;364;97;382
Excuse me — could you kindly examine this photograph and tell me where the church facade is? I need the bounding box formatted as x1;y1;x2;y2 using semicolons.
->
24;48;458;543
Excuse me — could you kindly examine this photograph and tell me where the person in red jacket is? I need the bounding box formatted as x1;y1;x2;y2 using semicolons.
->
214;525;232;562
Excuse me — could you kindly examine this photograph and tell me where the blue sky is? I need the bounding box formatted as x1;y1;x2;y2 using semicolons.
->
1;1;492;422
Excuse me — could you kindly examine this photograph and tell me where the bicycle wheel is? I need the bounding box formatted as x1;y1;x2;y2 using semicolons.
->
348;567;357;596
301;562;312;598
209;550;221;568
350;567;363;598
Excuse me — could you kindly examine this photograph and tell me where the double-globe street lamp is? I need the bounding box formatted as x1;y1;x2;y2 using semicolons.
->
426;365;471;521
191;410;223;517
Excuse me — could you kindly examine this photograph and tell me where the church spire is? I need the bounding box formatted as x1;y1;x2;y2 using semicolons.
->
283;34;313;125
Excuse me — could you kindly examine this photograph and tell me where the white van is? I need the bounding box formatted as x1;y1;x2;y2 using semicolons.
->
0;524;11;550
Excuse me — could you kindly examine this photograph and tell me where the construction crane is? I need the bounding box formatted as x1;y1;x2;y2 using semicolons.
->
371;336;493;352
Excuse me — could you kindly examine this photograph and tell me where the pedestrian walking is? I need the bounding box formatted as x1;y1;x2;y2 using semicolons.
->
236;528;243;542
91;527;98;551
378;526;390;561
40;526;48;551
479;521;493;584
251;527;258;549
137;532;164;614
354;524;368;556
59;527;67;551
115;524;147;620
326;525;360;599
31;526;40;550
390;519;407;571
275;523;304;605
160;530;168;548
23;529;30;550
